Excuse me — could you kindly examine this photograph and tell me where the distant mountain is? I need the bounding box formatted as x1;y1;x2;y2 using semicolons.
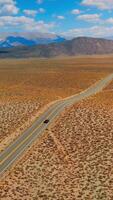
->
0;37;113;58
107;37;113;40
0;36;36;48
0;35;66;48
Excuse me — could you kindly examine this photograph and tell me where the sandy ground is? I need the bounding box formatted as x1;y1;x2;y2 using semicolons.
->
0;56;111;150
0;84;113;199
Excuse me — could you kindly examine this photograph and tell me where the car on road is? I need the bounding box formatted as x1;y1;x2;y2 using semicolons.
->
44;119;49;124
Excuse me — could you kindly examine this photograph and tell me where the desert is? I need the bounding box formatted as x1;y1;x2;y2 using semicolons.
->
0;55;113;199
1;0;113;199
1;56;112;151
0;74;113;200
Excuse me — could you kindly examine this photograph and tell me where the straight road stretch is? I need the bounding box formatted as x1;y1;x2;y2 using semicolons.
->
0;73;113;176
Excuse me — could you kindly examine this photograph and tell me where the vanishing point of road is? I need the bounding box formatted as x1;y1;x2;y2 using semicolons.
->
0;73;113;176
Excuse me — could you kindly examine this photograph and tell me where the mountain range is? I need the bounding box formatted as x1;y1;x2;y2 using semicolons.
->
0;35;65;48
0;37;113;58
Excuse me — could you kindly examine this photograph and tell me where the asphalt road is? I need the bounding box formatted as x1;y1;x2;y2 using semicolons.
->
0;73;113;176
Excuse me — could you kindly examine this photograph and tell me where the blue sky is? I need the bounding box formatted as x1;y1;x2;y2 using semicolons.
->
0;0;113;39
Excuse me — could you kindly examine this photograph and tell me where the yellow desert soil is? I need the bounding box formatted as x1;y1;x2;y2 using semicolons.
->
104;80;113;91
1;56;113;150
0;87;113;199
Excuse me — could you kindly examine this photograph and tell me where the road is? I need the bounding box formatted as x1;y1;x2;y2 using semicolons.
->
0;73;113;176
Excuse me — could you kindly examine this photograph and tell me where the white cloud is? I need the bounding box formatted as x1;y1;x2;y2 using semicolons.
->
38;8;45;13
0;0;19;15
77;14;101;23
0;16;34;26
62;25;113;38
0;4;18;15
71;9;81;15
23;8;45;17
37;0;43;4
0;0;14;4
56;15;65;20
82;0;113;10
0;31;57;40
106;17;113;24
23;10;37;17
0;16;54;32
27;20;54;32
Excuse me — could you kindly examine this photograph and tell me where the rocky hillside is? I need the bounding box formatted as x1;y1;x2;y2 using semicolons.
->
0;37;113;58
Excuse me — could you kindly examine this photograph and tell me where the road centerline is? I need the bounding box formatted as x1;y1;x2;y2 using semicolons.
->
0;102;65;166
0;73;113;176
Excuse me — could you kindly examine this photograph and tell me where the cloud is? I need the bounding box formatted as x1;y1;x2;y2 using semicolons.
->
0;0;15;4
37;0;43;4
82;0;113;10
0;0;19;15
71;9;81;15
0;31;58;40
77;14;101;23
38;8;45;13
28;20;54;32
106;17;113;24
23;8;45;17
0;0;51;33
0;15;54;32
23;10;37;17
62;25;113;38
0;16;34;26
77;14;113;25
56;15;65;20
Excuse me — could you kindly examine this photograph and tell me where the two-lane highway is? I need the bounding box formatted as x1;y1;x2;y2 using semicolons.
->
0;73;113;176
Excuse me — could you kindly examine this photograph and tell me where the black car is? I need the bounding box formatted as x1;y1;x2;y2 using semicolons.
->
43;119;49;124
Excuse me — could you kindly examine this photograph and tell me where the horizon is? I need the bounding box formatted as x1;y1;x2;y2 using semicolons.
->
0;34;113;41
0;0;113;40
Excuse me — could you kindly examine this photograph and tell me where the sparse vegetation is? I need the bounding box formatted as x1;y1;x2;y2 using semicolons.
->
0;88;113;200
1;56;112;150
0;55;113;199
0;100;41;150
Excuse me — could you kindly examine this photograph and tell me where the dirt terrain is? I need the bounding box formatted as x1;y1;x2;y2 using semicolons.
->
0;80;113;199
0;55;113;199
1;56;112;150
